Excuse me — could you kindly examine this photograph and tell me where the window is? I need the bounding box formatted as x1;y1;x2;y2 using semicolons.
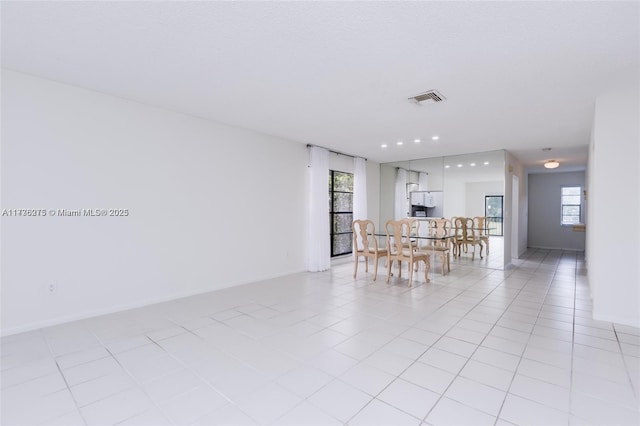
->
484;195;504;236
561;186;582;225
329;170;354;257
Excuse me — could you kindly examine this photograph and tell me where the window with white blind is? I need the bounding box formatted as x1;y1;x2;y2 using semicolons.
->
561;186;582;225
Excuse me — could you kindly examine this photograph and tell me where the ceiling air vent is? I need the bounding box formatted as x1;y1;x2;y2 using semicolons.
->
409;90;445;104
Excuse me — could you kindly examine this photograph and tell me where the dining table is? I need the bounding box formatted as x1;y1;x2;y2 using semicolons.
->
371;231;456;279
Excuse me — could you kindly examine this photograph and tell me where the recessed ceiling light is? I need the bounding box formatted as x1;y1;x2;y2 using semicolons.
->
432;136;440;141
483;161;490;165
470;163;476;167
397;141;403;146
414;139;421;143
445;165;450;169
457;164;463;168
381;144;388;148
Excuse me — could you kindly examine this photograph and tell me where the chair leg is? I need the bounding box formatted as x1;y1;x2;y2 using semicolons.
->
386;260;392;284
424;258;430;283
408;261;414;287
353;255;358;278
364;256;369;273
373;256;379;281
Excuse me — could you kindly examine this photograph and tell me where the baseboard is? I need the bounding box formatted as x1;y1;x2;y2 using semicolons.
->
1;268;305;337
592;313;640;329
528;245;585;252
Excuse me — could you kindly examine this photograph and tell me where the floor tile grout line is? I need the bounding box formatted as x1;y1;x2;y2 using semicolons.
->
330;263;511;424
612;323;639;401
152;319;342;425
83;328;171;424
87;323;243;424
568;250;578;423
104;334;252;426
41;331;90;426
6;248;637;426
345;249;543;424
278;272;482;425
491;248;568;426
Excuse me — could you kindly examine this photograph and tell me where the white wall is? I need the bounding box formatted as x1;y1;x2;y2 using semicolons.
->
505;152;528;260
366;162;381;227
527;171;586;251
409;157;444;190
464;181;503;218
589;76;640;327
1;71;310;334
379;163;398;226
442;150;505;220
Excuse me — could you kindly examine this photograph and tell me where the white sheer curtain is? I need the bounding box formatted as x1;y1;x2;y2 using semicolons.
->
306;146;330;272
419;172;429;191
394;168;408;219
352;157;367;258
353;157;367;220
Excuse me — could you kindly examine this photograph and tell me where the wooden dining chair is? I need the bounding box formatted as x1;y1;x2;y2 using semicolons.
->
473;216;490;255
455;217;484;260
451;216;464;256
385;219;431;287
424;218;451;275
352;220;388;281
401;218;420;251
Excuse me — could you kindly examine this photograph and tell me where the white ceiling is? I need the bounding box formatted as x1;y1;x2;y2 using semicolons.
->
2;1;638;171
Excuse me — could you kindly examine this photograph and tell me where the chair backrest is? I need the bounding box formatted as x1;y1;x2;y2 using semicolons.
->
429;218;450;249
451;217;460;234
407;218;419;237
352;219;376;253
459;217;482;242
453;217;463;235
429;218;448;237
455;217;473;241
473;216;489;236
385;219;415;257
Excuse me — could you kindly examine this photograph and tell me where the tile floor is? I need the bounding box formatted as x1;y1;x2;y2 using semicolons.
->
1;248;639;425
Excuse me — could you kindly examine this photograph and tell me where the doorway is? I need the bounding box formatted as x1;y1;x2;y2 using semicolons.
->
485;195;504;236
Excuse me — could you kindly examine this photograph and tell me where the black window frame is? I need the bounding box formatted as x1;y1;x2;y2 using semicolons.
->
484;195;504;236
329;170;354;257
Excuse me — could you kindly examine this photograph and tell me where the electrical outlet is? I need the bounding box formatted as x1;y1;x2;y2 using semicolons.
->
48;283;57;294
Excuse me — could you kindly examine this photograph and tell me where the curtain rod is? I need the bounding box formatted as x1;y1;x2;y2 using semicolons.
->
397;167;428;175
306;144;367;161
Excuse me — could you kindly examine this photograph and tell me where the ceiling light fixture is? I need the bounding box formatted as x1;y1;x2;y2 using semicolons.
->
544;160;560;169
470;163;476;167
397;141;403;146
432;136;440;141
381;144;388;148
445;165;450;169
483;161;490;165
457;164;463;168
414;139;421;143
